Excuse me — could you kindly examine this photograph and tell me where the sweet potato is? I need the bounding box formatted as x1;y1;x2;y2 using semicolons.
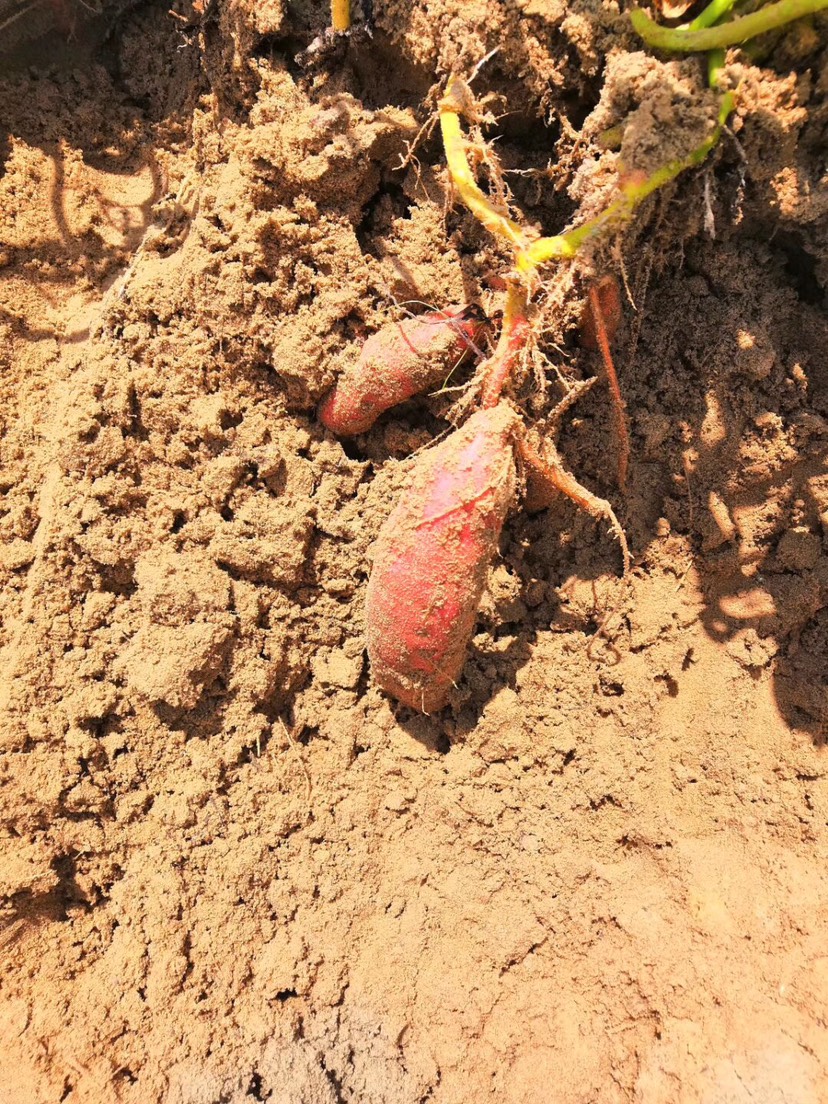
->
319;305;485;436
365;403;519;712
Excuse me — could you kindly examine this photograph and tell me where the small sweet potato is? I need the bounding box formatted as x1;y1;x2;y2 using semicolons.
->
365;403;519;712
319;305;485;436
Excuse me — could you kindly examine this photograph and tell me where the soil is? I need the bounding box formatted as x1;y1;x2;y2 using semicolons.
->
1;1;827;1101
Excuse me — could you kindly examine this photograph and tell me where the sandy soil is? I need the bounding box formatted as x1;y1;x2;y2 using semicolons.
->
0;1;827;1101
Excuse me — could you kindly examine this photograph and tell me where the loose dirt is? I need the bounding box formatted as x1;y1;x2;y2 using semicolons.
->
0;1;826;1101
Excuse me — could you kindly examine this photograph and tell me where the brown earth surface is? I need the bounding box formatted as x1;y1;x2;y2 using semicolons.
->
1;1;827;1101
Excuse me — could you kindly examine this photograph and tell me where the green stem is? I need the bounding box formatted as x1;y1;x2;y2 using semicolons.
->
519;92;735;268
689;0;739;30
631;0;828;51
707;47;726;86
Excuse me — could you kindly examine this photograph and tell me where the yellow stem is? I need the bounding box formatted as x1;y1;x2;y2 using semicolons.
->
331;0;350;32
438;79;588;277
440;74;734;279
439;79;529;257
516;234;576;270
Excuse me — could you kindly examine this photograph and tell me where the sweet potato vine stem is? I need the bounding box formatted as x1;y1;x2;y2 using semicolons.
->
439;75;734;274
437;76;570;395
331;0;350;32
520;91;735;267
687;0;739;31
437;72;736;569
438;73;732;448
480;281;530;408
631;0;828;52
439;80;528;256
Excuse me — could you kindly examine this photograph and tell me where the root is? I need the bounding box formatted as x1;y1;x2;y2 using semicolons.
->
585;280;630;491
547;375;599;430
397;113;439;174
0;0;42;38
519;437;630;575
585;575;633;662
479;281;530;408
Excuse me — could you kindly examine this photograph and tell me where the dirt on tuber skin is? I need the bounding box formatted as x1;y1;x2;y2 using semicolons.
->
366;404;519;713
318;305;487;436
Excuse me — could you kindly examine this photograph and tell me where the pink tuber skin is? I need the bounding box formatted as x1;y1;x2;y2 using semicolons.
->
326;292;628;713
318;305;486;436
365;404;519;713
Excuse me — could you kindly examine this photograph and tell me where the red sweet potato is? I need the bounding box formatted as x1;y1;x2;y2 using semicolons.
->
319;305;485;436
365;403;519;712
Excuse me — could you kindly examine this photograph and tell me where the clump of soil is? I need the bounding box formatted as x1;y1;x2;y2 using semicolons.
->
0;1;826;1101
